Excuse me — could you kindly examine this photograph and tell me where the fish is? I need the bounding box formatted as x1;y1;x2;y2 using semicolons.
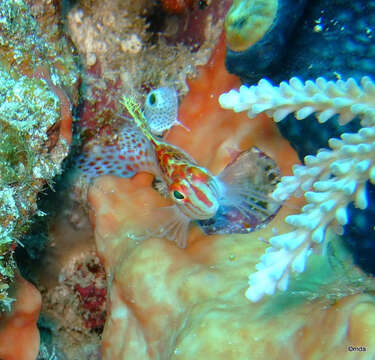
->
144;87;189;135
76;126;157;181
76;87;185;182
120;96;282;248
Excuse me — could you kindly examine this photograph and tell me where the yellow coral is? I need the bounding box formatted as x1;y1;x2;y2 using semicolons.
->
225;0;278;52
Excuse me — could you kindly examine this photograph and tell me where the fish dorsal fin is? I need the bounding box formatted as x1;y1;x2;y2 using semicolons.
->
121;96;195;168
163;141;198;165
121;96;158;145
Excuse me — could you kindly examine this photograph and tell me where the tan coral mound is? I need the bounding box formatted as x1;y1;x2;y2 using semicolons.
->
87;35;375;359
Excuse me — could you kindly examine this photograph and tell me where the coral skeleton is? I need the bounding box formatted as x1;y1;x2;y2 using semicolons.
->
219;76;375;301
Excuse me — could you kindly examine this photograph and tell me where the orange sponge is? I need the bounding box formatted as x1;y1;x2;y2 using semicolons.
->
0;274;41;360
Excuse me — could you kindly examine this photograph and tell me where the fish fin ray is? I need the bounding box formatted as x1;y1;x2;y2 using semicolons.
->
147;206;191;248
121;96;154;142
217;147;282;223
175;119;190;132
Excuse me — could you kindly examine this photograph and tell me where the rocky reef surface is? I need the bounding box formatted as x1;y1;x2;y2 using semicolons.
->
0;0;79;310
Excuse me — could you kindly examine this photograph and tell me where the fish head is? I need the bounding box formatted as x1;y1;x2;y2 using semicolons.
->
145;87;178;136
144;87;189;135
168;168;220;220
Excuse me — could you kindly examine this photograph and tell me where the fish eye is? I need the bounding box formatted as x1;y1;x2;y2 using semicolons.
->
198;0;208;9
148;93;156;105
173;190;185;200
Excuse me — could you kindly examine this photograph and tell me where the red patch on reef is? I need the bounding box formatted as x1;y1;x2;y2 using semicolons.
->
75;284;107;329
161;0;194;14
79;62;122;138
163;0;232;50
70;257;107;333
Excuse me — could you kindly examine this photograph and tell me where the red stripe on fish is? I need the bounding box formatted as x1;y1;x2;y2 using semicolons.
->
190;183;213;208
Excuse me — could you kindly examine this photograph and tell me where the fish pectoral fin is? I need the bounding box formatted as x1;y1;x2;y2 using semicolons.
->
162;120;190;138
175;119;190;132
217;147;282;223
147;206;191;248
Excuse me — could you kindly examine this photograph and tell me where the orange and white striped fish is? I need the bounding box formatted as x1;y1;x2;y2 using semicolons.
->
121;97;281;248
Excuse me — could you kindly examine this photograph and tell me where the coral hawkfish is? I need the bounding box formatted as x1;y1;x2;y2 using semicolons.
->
76;87;185;181
120;96;281;247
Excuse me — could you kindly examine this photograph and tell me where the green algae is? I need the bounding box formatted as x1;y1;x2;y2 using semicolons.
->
0;0;79;311
0;65;63;310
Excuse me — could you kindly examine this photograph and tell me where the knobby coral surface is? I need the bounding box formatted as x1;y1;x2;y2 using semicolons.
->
87;35;375;359
67;0;230;100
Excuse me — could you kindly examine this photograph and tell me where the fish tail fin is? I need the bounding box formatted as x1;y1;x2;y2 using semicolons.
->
217;147;282;226
121;96;154;142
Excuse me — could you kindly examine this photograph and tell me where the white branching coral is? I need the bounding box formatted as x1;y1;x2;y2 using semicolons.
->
219;76;375;302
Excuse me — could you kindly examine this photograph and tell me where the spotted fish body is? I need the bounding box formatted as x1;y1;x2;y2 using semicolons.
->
121;97;282;247
145;87;188;135
76;126;157;181
76;87;181;182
